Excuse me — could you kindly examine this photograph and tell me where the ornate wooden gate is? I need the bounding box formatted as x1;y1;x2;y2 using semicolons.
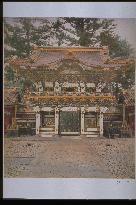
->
59;111;80;135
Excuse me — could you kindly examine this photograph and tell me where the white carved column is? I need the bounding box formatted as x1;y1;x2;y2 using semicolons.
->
80;82;85;94
77;82;81;94
55;107;59;134
54;81;60;95
36;112;40;134
81;107;85;134
100;107;108;137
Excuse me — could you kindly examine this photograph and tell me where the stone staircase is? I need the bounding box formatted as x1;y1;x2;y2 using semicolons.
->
85;128;100;137
39;127;55;137
86;131;99;138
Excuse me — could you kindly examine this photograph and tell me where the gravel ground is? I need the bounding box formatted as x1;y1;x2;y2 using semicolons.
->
4;138;44;177
4;136;135;178
89;138;135;178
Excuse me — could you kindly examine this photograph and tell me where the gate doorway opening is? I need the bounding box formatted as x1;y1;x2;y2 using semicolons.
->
59;111;80;135
39;110;55;135
84;112;99;131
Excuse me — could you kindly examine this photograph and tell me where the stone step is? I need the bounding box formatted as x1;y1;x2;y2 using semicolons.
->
40;133;53;137
61;135;81;139
86;134;99;138
39;127;54;131
85;131;99;135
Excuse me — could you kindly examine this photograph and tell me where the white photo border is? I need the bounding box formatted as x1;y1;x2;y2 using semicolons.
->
3;2;136;199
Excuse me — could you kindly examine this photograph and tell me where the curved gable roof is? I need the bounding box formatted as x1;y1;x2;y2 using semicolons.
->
9;47;133;69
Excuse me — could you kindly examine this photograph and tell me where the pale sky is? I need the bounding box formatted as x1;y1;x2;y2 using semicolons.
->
5;17;136;49
3;3;136;48
115;19;136;49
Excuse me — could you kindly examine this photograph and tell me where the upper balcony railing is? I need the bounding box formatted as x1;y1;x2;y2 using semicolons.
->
24;94;116;101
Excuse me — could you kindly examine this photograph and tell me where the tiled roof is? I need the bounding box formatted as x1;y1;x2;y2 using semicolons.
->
30;50;110;68
4;88;17;105
9;47;132;69
74;51;103;66
124;87;135;106
31;51;65;66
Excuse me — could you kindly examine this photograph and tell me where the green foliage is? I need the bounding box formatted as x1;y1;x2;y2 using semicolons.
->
110;62;135;92
100;34;134;58
4;18;51;58
120;64;135;89
5;66;15;85
52;18;67;46
4;17;134;59
63;18;116;47
62;18;133;58
18;78;36;95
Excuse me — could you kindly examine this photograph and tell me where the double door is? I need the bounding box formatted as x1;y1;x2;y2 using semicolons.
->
59;111;80;135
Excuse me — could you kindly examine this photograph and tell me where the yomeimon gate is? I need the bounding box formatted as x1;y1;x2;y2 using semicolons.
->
6;46;134;137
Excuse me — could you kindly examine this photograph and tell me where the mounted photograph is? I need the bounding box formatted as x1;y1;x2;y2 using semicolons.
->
4;17;135;178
